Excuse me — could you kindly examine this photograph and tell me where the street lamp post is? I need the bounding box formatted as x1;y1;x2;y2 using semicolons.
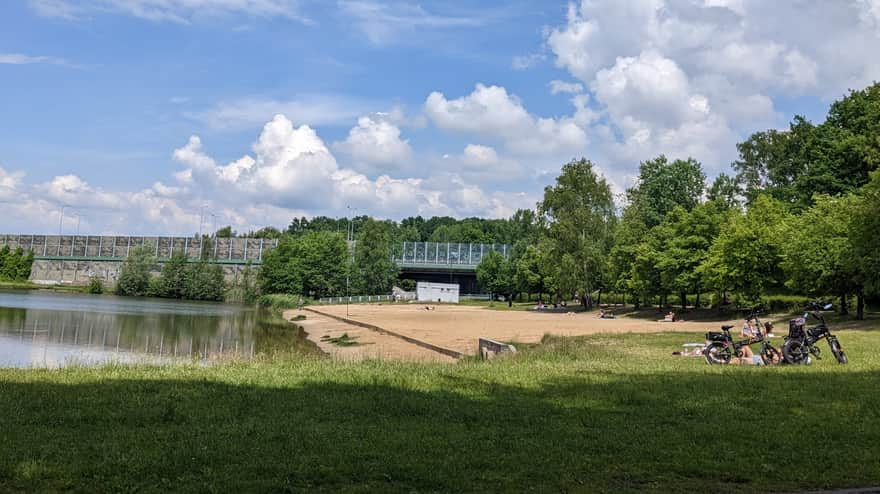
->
198;203;209;238
58;204;71;236
73;212;82;236
346;205;356;316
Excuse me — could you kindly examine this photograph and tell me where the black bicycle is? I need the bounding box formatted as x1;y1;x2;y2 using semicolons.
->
782;302;848;365
704;310;781;365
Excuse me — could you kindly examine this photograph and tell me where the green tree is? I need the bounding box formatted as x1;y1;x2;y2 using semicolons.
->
157;252;188;298
608;206;648;306
183;261;226;301
215;226;235;238
259;231;348;298
538;158;615;307
698;196;787;305
353;218;398;295
733;82;880;209
513;244;544;300
627;155;706;228
707;173;741;209
115;246;155;296
0;245;9;279
780;194;862;316
248;226;283;239
851;169;880;314
17;250;34;281
476;250;514;301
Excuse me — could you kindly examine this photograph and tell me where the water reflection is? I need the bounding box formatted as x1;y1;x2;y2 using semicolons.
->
0;289;318;368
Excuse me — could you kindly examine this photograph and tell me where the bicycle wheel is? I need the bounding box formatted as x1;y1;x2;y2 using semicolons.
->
829;338;848;364
783;339;810;365
760;344;781;365
704;342;731;365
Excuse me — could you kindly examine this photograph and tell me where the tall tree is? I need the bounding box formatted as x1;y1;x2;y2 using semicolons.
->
476;250;514;301
850;169;880;316
707;173;741;209
698;196;787;305
353;218;398;295
780;194;862;317
258;231;348;299
538;158;615;308
627;155;706;228
733;82;880;209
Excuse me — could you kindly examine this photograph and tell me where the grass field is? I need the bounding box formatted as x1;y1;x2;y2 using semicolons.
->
2;326;879;493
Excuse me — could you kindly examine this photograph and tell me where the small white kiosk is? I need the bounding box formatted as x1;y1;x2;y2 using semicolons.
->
416;282;460;303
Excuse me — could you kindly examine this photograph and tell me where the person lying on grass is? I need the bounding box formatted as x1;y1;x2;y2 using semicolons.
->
598;309;616;319
729;320;764;364
658;311;676;322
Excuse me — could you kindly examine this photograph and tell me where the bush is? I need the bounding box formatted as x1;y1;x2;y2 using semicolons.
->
86;277;104;294
399;279;416;292
115;246;155;296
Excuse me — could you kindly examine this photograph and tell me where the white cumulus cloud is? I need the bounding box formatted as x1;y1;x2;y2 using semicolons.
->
424;83;587;155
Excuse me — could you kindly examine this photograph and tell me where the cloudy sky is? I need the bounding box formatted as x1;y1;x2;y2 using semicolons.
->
2;0;879;235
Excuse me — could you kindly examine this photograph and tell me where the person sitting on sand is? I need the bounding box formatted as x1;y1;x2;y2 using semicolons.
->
598;309;615;319
659;311;676;322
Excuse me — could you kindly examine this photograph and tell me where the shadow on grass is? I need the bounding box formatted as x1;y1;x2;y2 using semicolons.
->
1;368;879;493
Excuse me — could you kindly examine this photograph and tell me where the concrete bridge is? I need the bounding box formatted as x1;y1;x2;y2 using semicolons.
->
0;234;509;289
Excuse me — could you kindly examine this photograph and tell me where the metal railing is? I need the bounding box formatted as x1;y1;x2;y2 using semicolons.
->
393;242;510;266
0;234;277;263
317;293;417;304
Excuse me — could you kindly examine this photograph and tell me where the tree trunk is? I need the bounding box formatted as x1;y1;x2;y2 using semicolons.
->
634;295;640;310
680;291;687;310
840;293;849;316
596;289;602;307
857;289;865;321
695;291;701;309
622;291;627;308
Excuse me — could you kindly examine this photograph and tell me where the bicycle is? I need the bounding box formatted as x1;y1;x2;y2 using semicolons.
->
703;309;781;365
782;302;847;365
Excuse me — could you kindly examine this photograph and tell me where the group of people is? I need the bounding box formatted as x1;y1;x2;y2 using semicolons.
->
534;300;567;310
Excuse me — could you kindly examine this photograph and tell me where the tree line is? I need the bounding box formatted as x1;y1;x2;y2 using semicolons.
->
115;243;227;301
476;83;880;318
216;211;538;247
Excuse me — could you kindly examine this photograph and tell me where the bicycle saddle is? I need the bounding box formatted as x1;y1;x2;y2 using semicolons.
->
721;325;734;330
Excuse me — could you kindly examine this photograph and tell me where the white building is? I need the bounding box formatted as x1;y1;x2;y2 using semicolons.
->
416;281;460;303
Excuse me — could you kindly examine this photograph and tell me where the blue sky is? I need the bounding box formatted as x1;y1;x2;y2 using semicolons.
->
1;0;877;235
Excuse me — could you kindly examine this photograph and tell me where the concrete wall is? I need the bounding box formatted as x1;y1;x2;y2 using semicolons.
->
416;282;460;303
0;234;277;262
29;259;256;285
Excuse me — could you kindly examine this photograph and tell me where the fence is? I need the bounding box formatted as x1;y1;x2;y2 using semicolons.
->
0;234;277;263
393;242;510;265
317;293;417;304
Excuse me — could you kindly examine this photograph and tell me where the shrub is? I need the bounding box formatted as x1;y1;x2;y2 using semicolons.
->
86;277;104;294
115;246;155;296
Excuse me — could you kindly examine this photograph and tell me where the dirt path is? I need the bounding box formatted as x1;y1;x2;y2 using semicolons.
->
283;309;456;363
311;304;737;356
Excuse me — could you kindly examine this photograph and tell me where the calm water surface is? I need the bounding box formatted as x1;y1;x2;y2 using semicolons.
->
0;289;315;368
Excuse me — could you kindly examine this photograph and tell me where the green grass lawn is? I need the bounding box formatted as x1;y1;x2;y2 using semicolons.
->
2;329;879;493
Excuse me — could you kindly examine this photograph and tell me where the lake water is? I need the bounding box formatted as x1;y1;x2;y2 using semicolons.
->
0;289;315;368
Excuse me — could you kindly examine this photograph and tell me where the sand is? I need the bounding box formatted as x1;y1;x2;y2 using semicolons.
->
302;304;741;358
284;309;456;363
